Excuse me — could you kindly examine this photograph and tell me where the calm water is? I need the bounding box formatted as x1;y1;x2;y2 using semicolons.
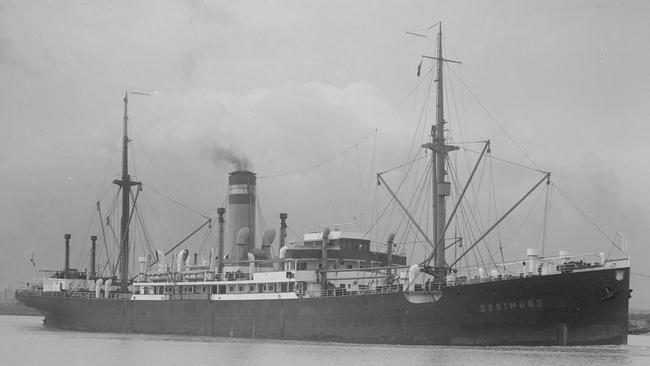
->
1;315;650;366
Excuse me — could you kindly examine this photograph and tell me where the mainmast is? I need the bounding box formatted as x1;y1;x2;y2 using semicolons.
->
422;24;458;276
113;93;140;290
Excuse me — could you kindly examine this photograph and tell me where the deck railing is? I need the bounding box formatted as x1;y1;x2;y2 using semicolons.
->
16;258;624;302
302;285;406;298
15;289;131;300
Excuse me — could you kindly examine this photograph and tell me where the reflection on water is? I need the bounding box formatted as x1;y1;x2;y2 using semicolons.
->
2;315;649;366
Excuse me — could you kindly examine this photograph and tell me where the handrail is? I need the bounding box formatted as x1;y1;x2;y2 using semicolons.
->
15;289;131;300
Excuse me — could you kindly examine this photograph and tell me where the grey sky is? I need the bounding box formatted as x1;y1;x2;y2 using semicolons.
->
1;1;649;308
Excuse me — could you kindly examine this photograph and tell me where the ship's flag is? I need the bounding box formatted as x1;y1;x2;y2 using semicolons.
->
30;254;36;267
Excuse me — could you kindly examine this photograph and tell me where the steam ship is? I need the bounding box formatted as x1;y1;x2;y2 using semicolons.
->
16;26;630;345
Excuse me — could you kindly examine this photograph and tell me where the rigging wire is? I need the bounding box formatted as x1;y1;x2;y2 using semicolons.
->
133;196;157;259
143;183;209;220
96;203;111;276
452;180;482;267
141;187;174;252
407;21;441;35
287;225;302;242
259;66;436;180
461;147;547;174
553;184;622;251
378;152;429;175
448;154;490;258
256;194;268;239
400;159;432;264
107;221;120;276
454;179;486;271
358;133;379;229
365;58;438;255
447;66;540;170
129;123;194;228
501;188;546;249
364;146;428;240
540;183;553;256
488;152;506;265
403;65;435;166
196;221;214;258
94;124;122;203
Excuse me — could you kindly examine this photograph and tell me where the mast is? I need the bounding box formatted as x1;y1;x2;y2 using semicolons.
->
433;27;446;270
113;92;140;290
422;24;458;275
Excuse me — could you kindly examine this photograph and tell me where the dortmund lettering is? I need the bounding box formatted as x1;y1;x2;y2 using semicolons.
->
479;299;543;313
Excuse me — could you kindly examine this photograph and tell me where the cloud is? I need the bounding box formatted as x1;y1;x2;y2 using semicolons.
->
138;81;398;177
0;36;10;65
176;48;205;83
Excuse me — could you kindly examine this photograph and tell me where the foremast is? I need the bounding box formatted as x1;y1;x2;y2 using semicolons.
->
113;93;141;291
421;25;459;278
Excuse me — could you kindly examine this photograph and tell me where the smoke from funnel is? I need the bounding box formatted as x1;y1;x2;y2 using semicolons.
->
211;145;252;171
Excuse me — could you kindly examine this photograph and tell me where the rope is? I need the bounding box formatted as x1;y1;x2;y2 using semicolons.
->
130;122;194;228
461;147;547;174
541;183;553;256
489;153;506;265
144;184;209;220
554;184;622;251
256;194;268;237
141;188;173;251
358;133;378;229
364;142;429;240
501;188;545;249
94;127;122;202
377;153;429;176
287;225;302;242
448;66;540;171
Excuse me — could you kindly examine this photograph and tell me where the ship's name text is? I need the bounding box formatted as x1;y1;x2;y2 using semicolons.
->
480;299;543;312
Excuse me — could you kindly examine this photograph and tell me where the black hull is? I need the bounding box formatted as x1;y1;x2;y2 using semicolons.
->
16;267;629;346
